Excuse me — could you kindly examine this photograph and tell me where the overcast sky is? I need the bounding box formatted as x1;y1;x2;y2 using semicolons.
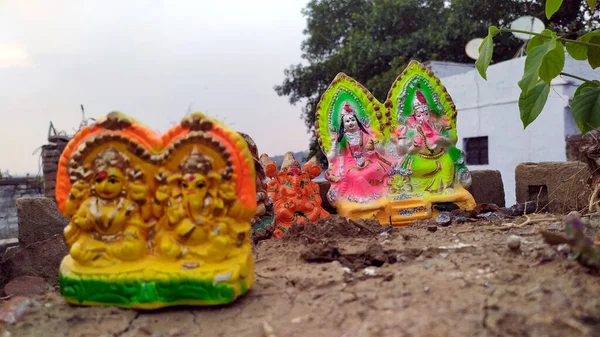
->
0;0;310;175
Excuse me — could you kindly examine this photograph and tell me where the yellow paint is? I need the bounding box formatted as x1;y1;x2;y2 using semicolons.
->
57;112;255;308
336;187;476;226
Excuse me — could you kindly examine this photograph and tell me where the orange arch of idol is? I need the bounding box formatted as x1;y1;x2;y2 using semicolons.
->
55;114;257;213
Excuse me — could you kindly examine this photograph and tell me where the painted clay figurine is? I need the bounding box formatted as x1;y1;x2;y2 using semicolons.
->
316;60;475;225
261;152;329;238
55;111;256;309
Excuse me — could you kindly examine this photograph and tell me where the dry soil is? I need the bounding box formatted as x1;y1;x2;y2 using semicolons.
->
3;215;600;337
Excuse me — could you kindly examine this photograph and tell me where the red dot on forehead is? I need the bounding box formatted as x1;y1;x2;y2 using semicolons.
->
186;175;195;182
96;171;108;181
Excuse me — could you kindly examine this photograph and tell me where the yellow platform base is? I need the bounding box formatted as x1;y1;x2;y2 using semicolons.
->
59;250;254;310
336;188;476;227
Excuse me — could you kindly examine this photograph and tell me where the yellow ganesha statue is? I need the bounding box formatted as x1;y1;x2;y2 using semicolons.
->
55;111;256;309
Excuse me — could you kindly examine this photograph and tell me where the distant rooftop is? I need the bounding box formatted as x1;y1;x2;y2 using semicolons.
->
423;60;475;79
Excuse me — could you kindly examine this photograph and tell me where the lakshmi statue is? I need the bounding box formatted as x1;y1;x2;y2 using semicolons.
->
262;152;329;238
325;103;391;206
55;111;256;309
64;147;150;267
315;61;475;225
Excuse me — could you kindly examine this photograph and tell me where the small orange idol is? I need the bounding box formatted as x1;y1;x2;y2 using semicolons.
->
260;152;329;238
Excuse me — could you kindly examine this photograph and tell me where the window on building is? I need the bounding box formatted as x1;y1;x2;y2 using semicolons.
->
463;136;489;165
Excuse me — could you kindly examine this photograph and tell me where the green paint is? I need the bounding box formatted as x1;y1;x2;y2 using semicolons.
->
59;274;246;307
448;147;462;162
401;78;442;118
317;74;383;154
253;216;275;231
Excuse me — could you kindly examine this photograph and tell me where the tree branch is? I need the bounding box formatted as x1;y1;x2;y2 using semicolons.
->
560;72;594;82
499;28;600;49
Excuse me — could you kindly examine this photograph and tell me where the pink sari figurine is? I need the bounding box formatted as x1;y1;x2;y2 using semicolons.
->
325;103;390;205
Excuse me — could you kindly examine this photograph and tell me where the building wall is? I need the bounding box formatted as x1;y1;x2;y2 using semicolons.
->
439;55;600;206
0;178;43;239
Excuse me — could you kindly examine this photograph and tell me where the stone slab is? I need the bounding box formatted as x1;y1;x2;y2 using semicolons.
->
0;234;67;287
466;170;505;207
16;197;69;246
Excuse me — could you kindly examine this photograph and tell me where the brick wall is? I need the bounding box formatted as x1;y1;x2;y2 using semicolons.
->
41;136;70;200
0;178;43;239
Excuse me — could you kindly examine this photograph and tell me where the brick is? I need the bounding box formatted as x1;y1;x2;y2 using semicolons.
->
515;161;591;214
42;163;58;173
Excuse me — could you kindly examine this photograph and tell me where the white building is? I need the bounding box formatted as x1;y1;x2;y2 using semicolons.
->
437;55;600;205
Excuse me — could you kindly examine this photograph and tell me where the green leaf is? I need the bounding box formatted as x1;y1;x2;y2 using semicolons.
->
566;30;600;61
587;0;597;9
519;80;550;128
546;0;563;19
588;36;600;69
574;80;600;98
518;36;557;92
526;29;552;53
571;86;600;133
539;42;565;84
566;41;588;60
476;26;499;80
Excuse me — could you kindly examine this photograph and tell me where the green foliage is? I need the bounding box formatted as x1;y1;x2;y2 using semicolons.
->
519;80;551;127
475;26;499;80
476;1;600;132
572;85;600;132
277;0;596;166
546;0;564;19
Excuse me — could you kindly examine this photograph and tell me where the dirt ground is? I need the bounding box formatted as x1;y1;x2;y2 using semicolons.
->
4;214;600;337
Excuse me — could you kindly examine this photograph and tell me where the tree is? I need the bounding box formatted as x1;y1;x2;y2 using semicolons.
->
275;0;598;166
476;0;600;215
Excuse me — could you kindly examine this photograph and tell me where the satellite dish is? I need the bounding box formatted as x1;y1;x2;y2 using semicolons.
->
510;16;545;41
465;38;484;60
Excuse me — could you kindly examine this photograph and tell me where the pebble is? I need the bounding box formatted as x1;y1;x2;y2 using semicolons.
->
439;252;449;258
477;212;504;220
454;216;468;224
377;225;393;234
427;225;438;232
557;244;571;254
423;263;432;269
506;235;521;250
436;212;452;226
364;267;377;276
424;286;430;292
